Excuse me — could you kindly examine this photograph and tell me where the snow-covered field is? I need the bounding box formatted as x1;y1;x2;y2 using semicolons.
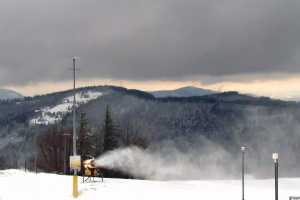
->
0;170;300;200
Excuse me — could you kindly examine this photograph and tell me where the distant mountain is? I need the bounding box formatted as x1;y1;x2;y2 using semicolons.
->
0;89;23;100
151;86;216;98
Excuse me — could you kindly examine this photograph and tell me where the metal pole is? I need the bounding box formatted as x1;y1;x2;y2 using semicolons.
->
71;58;80;198
275;161;279;200
242;151;245;200
273;153;279;200
241;146;246;200
72;57;77;175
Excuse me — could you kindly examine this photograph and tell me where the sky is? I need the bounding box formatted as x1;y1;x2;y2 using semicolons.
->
1;0;300;99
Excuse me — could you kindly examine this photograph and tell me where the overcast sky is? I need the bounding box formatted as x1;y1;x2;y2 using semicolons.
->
1;0;300;98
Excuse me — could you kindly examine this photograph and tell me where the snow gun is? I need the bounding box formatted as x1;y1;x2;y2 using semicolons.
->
82;158;104;183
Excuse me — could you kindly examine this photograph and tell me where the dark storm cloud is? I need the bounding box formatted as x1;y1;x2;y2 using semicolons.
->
0;0;300;86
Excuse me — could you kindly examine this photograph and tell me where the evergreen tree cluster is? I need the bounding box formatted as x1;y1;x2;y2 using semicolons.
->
103;105;121;153
36;104;148;175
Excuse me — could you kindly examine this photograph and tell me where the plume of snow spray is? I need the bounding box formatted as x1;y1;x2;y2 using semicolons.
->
95;143;236;180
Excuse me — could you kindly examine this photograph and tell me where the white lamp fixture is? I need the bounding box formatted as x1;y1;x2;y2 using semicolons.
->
272;153;279;162
241;146;246;151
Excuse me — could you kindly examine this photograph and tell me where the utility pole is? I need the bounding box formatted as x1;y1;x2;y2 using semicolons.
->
273;153;279;200
71;57;80;198
72;57;77;173
241;146;246;200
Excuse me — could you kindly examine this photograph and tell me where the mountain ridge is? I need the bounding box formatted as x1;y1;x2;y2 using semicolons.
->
0;85;300;177
0;89;23;100
150;86;216;98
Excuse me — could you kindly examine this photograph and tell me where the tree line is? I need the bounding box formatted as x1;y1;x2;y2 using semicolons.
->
35;105;149;175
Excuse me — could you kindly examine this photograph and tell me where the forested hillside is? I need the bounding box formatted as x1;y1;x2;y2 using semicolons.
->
0;85;299;178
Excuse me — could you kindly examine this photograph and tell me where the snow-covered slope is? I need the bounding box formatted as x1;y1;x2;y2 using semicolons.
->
0;169;300;200
0;89;23;100
151;86;216;98
30;91;103;125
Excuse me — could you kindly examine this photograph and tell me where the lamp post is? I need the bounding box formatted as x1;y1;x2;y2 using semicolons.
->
241;146;246;200
273;153;279;200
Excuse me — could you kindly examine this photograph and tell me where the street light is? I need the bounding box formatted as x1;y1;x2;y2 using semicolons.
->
273;153;279;200
241;146;246;200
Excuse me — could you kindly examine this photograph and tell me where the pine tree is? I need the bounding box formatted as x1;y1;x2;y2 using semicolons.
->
103;105;120;153
78;112;94;160
95;127;104;157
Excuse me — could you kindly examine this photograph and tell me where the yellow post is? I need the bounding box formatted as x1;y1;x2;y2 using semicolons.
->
73;175;79;198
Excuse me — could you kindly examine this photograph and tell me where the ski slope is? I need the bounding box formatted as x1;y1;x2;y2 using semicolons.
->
0;170;300;200
30;91;103;125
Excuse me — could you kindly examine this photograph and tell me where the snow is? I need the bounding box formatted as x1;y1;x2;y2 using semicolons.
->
1;169;300;200
30;91;103;125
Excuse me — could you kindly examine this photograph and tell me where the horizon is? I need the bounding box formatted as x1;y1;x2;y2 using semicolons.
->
1;1;300;100
3;80;299;101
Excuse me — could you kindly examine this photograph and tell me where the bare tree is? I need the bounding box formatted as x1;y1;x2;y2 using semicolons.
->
36;126;65;172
